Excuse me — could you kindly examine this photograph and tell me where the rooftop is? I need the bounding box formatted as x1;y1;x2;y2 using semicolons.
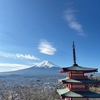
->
60;65;98;73
58;77;100;83
57;88;100;98
60;41;98;73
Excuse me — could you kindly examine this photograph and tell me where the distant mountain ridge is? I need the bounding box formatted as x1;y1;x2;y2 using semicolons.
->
0;60;62;76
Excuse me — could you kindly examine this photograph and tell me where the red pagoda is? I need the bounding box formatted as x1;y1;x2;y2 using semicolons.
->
57;41;100;100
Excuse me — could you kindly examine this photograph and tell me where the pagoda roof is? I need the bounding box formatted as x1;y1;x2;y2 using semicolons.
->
58;77;100;83
60;41;98;73
60;65;98;73
57;88;100;98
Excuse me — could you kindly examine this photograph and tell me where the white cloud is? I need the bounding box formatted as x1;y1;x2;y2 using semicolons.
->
38;40;56;55
0;63;30;71
64;8;85;36
0;51;39;60
16;54;39;60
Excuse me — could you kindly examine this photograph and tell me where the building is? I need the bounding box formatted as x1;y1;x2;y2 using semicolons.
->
57;41;100;100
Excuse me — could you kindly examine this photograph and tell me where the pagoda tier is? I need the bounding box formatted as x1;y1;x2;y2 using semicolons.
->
57;88;100;99
57;41;100;100
57;75;100;99
58;77;100;84
58;74;100;91
60;65;98;73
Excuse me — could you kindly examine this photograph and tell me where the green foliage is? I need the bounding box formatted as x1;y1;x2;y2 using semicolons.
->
95;76;100;80
87;74;100;88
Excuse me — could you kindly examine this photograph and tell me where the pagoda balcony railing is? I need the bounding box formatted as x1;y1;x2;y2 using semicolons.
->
70;88;88;91
69;76;88;78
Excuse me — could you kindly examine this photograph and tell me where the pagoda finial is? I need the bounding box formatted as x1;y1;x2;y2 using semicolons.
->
72;41;78;66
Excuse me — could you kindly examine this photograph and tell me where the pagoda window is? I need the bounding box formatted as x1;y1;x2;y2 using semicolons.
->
65;98;72;100
72;84;85;88
72;98;88;100
71;73;83;76
71;71;84;78
72;71;83;73
71;83;87;90
71;74;84;78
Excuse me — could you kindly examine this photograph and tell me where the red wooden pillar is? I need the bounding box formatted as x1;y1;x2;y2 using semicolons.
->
65;98;71;100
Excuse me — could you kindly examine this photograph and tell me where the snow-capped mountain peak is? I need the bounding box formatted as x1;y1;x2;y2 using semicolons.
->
0;60;62;76
35;60;59;68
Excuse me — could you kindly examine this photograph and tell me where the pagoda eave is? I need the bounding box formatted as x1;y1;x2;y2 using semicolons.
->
60;69;98;73
57;88;100;98
61;96;100;99
58;78;100;84
61;96;100;98
61;81;99;84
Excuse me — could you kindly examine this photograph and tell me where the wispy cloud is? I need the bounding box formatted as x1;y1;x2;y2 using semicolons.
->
64;8;85;36
0;51;39;60
0;63;31;71
38;40;56;55
16;54;39;60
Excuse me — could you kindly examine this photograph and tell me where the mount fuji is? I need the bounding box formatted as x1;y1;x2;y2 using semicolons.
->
0;60;62;76
34;60;59;68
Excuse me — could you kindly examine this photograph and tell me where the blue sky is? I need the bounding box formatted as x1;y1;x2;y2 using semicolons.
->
0;0;100;72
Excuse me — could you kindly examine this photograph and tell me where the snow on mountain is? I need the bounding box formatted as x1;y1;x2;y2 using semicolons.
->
34;60;59;68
